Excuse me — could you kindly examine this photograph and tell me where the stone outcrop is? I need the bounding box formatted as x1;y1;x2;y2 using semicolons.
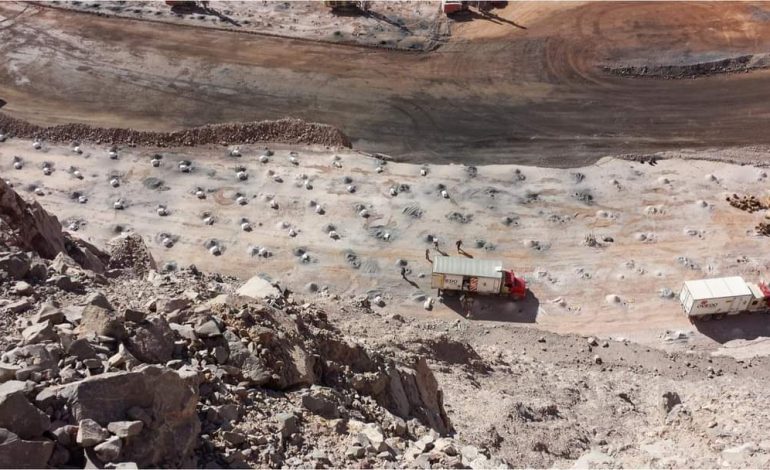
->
38;366;200;467
0;179;108;273
0;178;66;259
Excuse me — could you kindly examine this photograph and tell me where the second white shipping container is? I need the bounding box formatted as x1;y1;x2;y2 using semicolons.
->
680;276;754;317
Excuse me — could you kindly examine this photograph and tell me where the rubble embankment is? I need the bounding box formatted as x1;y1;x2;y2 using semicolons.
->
0;113;352;148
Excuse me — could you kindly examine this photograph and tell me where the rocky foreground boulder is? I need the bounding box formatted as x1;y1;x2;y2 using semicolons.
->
0;178;107;273
0;178;490;468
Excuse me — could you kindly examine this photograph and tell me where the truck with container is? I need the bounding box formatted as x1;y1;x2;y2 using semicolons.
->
679;276;770;320
431;257;527;300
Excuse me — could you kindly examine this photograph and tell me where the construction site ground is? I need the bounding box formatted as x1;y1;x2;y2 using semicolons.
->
6;3;770;467
4;2;770;165
4;138;770;360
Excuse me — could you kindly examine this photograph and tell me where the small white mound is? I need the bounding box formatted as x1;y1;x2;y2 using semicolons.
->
605;294;621;304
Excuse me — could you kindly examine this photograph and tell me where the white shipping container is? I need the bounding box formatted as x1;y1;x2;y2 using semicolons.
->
431;258;504;295
430;273;501;294
680;277;754;317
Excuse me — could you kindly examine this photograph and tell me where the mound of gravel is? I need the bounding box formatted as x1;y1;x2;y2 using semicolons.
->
0;113;352;148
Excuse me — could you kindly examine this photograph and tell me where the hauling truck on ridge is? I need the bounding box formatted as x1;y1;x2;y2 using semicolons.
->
679;276;770;320
431;257;527;300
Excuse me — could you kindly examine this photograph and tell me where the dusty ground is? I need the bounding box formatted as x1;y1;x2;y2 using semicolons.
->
47;0;447;51
3;137;770;358
4;2;770;165
328;305;770;468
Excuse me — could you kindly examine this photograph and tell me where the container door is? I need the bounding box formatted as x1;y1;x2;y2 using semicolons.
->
731;295;752;314
680;287;692;314
477;277;497;294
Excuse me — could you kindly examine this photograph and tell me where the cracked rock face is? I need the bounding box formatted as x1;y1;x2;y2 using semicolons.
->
40;366;200;467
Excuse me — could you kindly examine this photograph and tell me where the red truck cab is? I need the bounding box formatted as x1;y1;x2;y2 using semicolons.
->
504;270;527;300
442;0;466;14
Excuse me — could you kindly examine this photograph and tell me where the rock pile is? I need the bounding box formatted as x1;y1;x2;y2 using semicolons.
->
726;194;769;213
0;113;352;149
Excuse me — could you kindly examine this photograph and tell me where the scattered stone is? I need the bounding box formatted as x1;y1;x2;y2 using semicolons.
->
195;320;221;338
21;320;57;345
0;391;50;439
107;421;143;438
12;281;33;296
4;299;31;314
125;316;174;364
77;305;125;339
77;419;110;447
276;413;297;438
94;436;123;462
84;292;113;310
346;445;365;460
301;387;340;419
0;428;54;469
31;303;65;324
660;391;681;415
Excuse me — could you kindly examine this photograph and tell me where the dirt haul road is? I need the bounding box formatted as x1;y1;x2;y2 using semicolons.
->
3;2;770;166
